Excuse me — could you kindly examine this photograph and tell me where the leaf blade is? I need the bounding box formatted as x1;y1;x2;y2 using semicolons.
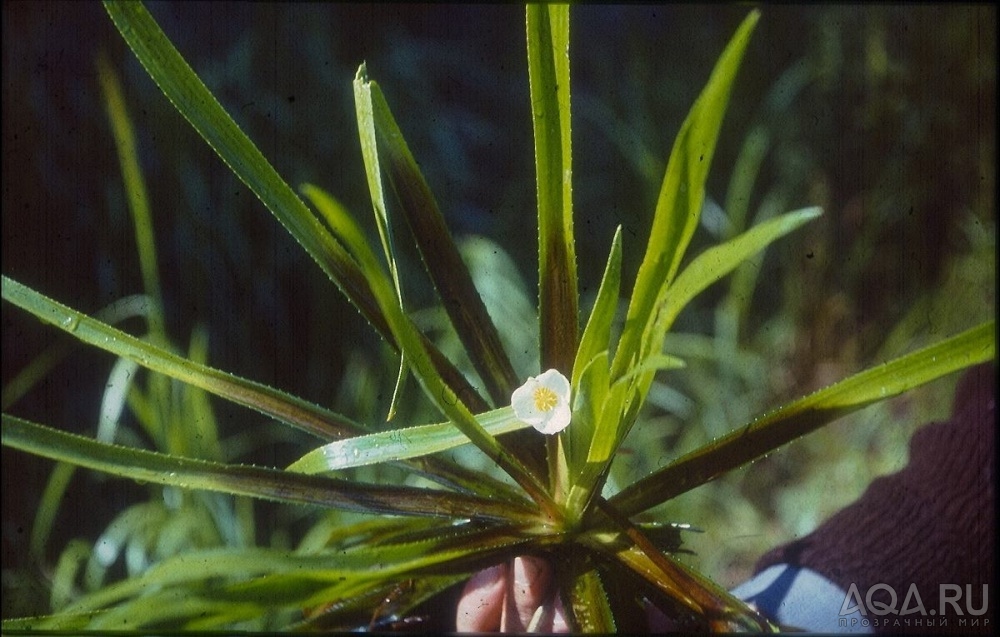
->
567;568;616;633
621;207;821;421
656;207;821;344
287;407;530;473
3;275;360;442
2;414;536;523
101;1;395;363
527;4;578;374
613;10;760;381
353;65;411;420
611;320;996;515
572;227;623;389
300;184;492;414
96;54;165;340
359;73;520;407
298;184;553;507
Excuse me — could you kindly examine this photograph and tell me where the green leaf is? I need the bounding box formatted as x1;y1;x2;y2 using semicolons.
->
101;1;395;361
622;207;820;418
612;320;996;516
100;1;552;509
613;10;760;381
353;64;404;300
572;227;623;389
612;354;687;390
287;407;530;473
300;184;371;267
563;351;686;520
300;186;553;510
352;65;410;420
585;499;775;632
565;372;630;517
3;275;361;442
3;295;157;410
316;198;551;511
3;276;527;507
300;184;491;414
565;352;610;470
654;206;821;348
2;414;537;523
356;70;519;408
567;568;616;633
51;539;91;612
527;4;578;374
31;462;77;560
551;228;622;511
39;522;531;630
97;54;165;342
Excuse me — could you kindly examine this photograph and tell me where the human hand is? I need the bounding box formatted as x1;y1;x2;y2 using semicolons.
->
455;555;570;632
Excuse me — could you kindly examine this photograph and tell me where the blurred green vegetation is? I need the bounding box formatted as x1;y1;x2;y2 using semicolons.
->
3;2;994;618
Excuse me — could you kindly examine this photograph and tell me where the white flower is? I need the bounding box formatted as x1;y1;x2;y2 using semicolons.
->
511;369;572;435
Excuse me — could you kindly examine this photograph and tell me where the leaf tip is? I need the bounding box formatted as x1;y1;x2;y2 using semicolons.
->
355;62;369;83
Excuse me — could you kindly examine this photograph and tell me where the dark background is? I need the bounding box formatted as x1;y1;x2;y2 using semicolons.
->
3;2;995;618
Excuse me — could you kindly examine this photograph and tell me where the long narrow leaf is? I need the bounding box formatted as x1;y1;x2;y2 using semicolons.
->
572;227;623;389
612;320;996;515
562;352;688;520
287;407;530;473
105;0;489;424
612;11;759;381
2;415;537;523
653;207;821;347
353;65;410;419
96;54;165;341
551;228;623;510
621;207;821;421
3;276;523;505
586;499;774;632
358;71;519;407
101;2;395;364
567;568;616;632
33;521;531;630
527;4;578;374
3;294;154;409
322;219;555;514
297;185;535;481
101;3;549;502
296;183;553;510
353;64;404;302
3;275;361;442
300;183;490;413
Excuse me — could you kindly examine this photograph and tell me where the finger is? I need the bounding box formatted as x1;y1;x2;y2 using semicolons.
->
501;555;553;631
527;589;570;633
549;594;570;633
455;563;507;632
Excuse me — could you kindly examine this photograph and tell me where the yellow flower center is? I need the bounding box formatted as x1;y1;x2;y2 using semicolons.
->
533;386;558;412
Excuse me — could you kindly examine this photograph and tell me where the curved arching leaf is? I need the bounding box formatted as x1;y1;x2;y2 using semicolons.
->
612;320;996;515
2;414;539;524
613;11;760;382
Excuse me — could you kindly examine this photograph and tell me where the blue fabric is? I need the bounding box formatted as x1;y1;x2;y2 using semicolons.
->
731;564;872;633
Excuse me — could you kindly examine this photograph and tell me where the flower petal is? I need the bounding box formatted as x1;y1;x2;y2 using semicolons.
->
535;403;571;434
535;368;571;400
510;369;572;434
511;378;545;425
